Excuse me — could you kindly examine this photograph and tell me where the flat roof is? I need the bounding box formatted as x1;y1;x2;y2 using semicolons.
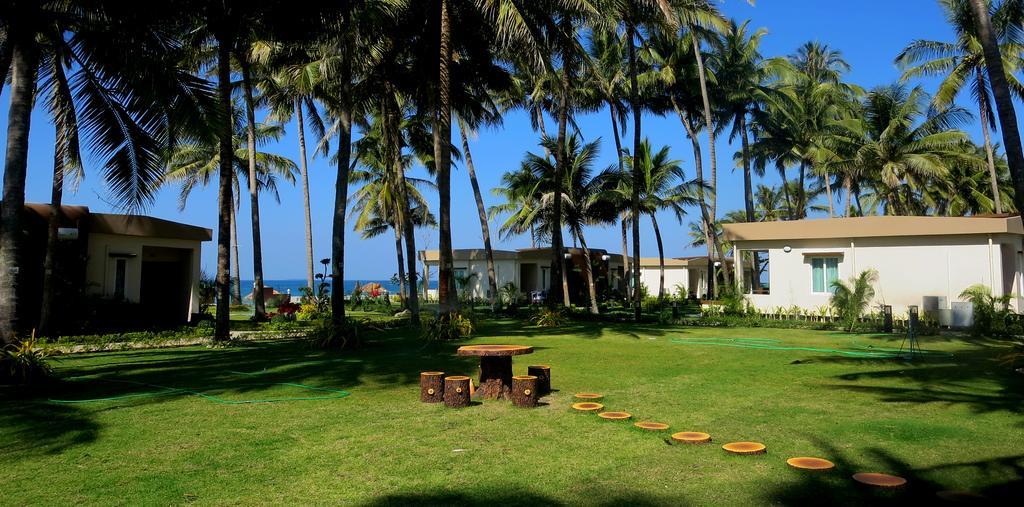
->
722;215;1024;242
22;203;212;241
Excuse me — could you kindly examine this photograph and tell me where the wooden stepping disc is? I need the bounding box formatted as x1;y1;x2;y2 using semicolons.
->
671;431;712;444
572;402;604;412
852;473;907;488
574;393;603;400
597;411;631;420
786;457;835;471
634;421;670;431
723;442;767;455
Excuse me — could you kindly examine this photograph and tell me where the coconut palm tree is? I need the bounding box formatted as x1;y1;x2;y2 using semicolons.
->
969;0;1024;212
619;140;702;301
896;0;1024;214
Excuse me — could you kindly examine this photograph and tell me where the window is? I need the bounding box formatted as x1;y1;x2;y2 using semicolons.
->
454;268;467;279
811;257;839;293
114;259;127;300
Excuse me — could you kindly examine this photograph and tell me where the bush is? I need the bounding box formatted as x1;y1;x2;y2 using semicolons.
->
307;318;365;349
531;307;568;328
960;284;1017;337
277;302;301;317
0;337;53;385
831;269;879;332
420;313;475;341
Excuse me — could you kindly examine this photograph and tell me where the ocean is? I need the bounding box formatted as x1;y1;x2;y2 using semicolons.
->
238;279;438;299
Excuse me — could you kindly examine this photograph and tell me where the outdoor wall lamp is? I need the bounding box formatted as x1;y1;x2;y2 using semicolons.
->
783;245;792;253
601;254;610;261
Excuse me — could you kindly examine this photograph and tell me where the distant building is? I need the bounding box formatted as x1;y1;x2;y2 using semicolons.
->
723;215;1024;321
418;247;737;303
9;204;211;332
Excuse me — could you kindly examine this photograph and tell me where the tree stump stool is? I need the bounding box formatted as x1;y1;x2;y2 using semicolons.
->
527;365;551;395
511;375;539;408
420;371;445;403
443;376;471;408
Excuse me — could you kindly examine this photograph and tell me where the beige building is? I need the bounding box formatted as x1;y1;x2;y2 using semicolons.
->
723;215;1024;321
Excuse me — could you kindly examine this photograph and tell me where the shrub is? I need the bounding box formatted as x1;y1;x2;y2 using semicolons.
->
531;307;568;328
307;318;365;349
277;302;301;317
959;284;1016;337
0;337;53;385
830;269;878;332
420;313;475;341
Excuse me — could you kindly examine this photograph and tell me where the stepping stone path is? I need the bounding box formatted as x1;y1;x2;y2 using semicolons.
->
571;402;603;412
634;421;669;431
722;442;767;455
597;411;631;421
574;393;603;400
786;457;835;471
671;432;712;444
852;473;907;488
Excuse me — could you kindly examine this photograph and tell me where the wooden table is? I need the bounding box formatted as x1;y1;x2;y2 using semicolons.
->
456;345;534;400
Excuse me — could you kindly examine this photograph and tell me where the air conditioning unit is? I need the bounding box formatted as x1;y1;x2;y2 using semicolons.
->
951;301;974;328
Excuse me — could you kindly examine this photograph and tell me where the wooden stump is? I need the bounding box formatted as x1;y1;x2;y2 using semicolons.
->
419;371;445;403
476;356;513;400
527;365;551;395
443;376;471;408
511;375;539;408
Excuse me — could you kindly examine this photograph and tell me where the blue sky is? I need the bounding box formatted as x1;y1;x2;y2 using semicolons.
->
0;0;1003;280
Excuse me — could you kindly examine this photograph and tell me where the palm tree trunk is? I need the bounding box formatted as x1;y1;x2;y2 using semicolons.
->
628;21;643;321
671;98;715;296
387;92;421;324
550;15;572;309
620;214;630;301
692;35;720;232
38;133;66;337
843;175;852;217
393;224;407;309
230;199;242;305
331;6;354;335
214;34;234;341
977;82;1003;213
610;101;630;302
740;114;754;223
240;62;266;319
824;168;834;217
295;99;316;290
458;120;498;311
577;232;599;314
970;0;1024;213
434;0;458;315
651;214;666;302
797;161;806;218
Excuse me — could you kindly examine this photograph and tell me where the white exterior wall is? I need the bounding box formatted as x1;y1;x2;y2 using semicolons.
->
452;258;519;299
85;233;204;320
638;266;689;297
736;233;1022;314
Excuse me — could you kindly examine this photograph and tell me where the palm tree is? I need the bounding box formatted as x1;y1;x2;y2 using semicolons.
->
830;84;981;215
969;0;1024;212
620;140;701;301
1;3;212;342
896;0;1024;214
830;269;878;332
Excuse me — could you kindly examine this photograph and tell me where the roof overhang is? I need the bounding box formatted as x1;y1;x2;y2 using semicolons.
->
723;216;1024;242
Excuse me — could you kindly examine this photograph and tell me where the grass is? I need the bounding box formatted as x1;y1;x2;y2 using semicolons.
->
2;320;1023;505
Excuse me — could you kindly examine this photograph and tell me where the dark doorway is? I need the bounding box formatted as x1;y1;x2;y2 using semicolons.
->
140;246;192;326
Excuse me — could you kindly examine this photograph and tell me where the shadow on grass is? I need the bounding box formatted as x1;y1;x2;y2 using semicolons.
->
0;386;99;456
816;341;1024;417
360;489;687;507
768;439;1024;505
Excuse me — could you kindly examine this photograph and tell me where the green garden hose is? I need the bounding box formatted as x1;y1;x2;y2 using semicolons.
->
670;337;953;358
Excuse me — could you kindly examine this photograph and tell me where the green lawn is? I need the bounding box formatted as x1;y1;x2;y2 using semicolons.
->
2;321;1022;505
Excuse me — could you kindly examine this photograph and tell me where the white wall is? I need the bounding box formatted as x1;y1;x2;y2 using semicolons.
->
638;266;688;297
735;233;1022;314
85;233;203;321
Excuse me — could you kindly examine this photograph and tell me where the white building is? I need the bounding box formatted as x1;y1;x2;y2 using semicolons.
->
723;215;1024;319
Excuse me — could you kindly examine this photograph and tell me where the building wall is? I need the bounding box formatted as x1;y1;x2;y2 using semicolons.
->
638;265;689;297
451;258;519;299
85;233;203;321
735;233;1021;314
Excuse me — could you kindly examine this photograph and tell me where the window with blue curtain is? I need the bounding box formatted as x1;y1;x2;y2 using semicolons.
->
811;257;840;293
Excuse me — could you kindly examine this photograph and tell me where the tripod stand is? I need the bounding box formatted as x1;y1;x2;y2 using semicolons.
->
897;305;922;360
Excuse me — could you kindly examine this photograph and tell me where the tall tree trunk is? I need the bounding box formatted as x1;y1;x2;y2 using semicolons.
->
651;214;665;302
779;163;794;220
823;169;834;217
671;98;715;296
578;232;599;314
458;120;498;311
230;199;242;305
620;214;630;301
971;0;1024;213
38;133;66;337
240;62;266;319
610;101;630;302
977;79;1003;213
331;5;353;336
797;161;806;218
692;35;720;229
628;22;643;320
295;99;316;289
738;114;760;291
214;35;234;341
434;0;458;315
393;224;407;309
843;175;852;217
549;15;572;309
387;91;421;324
